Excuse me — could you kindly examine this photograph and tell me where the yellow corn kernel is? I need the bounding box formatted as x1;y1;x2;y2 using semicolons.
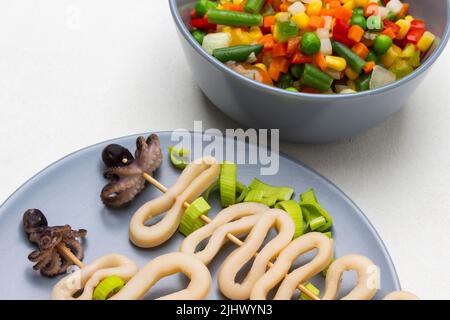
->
291;12;310;30
222;26;232;33
405;15;414;22
345;67;359;81
381;46;401;68
307;0;322;16
254;63;267;72
395;19;411;40
326;56;347;72
417;31;436;52
400;43;416;58
354;0;369;7
347;80;357;91
249;26;263;42
343;0;355;10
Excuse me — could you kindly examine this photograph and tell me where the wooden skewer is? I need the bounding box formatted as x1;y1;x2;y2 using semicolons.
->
56;172;320;300
142;173;320;301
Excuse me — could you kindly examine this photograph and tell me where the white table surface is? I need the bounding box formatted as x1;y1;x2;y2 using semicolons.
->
1;1;449;299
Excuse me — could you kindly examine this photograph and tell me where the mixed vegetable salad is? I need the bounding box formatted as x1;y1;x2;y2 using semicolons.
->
189;0;436;94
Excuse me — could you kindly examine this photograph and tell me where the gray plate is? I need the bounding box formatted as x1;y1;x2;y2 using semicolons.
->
0;132;400;300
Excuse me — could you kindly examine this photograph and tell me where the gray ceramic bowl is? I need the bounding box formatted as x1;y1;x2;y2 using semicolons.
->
169;0;450;143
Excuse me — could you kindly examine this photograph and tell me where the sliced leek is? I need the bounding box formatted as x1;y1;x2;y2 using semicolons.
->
178;197;211;236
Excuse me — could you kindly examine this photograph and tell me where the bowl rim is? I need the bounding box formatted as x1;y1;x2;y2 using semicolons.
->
169;0;450;100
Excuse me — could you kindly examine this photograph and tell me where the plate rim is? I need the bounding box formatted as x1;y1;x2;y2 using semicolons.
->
0;130;401;292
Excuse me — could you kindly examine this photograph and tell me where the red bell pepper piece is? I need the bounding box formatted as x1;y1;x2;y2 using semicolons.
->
290;51;313;64
333;18;352;46
383;20;401;34
302;87;321;94
191;18;216;30
406;28;425;44
410;19;426;31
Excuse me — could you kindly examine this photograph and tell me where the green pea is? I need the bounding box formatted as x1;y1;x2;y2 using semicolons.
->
374;35;393;55
191;30;206;45
285;87;299;92
352;7;364;17
301;32;321;56
350;14;367;30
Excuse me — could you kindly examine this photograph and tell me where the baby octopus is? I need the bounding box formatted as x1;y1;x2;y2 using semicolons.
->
23;209;87;277
100;133;163;207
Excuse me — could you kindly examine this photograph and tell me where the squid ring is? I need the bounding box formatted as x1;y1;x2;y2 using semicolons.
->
180;202;270;264
181;204;294;300
250;232;333;300
383;291;419;300
129;157;220;248
322;255;379;300
110;252;211;300
217;208;295;300
51;254;138;300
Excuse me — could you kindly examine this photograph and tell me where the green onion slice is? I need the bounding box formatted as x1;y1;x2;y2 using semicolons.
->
93;275;125;300
236;181;249;203
244;189;278;207
300;282;321;301
220;162;237;207
248;178;294;201
203;180;219;201
299;188;333;233
169;146;190;170
275;200;303;238
179;197;211;237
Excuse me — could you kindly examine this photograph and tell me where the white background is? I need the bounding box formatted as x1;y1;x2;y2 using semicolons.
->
1;1;449;299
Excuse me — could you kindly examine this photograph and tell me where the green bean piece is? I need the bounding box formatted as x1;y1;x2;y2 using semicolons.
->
301;64;334;91
207;9;263;27
191;30;206;45
212;44;263;62
277;73;294;89
366;50;379;63
244;0;265;14
331;40;367;74
386;11;397;21
355;74;371;91
290;64;305;79
195;0;217;18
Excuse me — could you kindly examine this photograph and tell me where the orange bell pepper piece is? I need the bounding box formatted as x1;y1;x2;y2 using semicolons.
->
314;52;327;71
286;37;301;57
264;16;276;28
363;61;376;74
348;25;365;43
273;42;288;57
381;28;397;39
258;34;275;51
309;16;325;29
351;42;369;60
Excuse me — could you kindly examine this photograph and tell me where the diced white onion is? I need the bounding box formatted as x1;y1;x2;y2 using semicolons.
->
246;52;257;63
386;0;403;15
320;38;332;55
324;68;342;80
364;32;378;41
276;12;291;22
323;16;333;30
288;1;305;15
316;28;330;39
340;89;357;94
301;0;318;3
379;7;389;20
369;66;397;89
202;32;231;55
335;85;351;93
